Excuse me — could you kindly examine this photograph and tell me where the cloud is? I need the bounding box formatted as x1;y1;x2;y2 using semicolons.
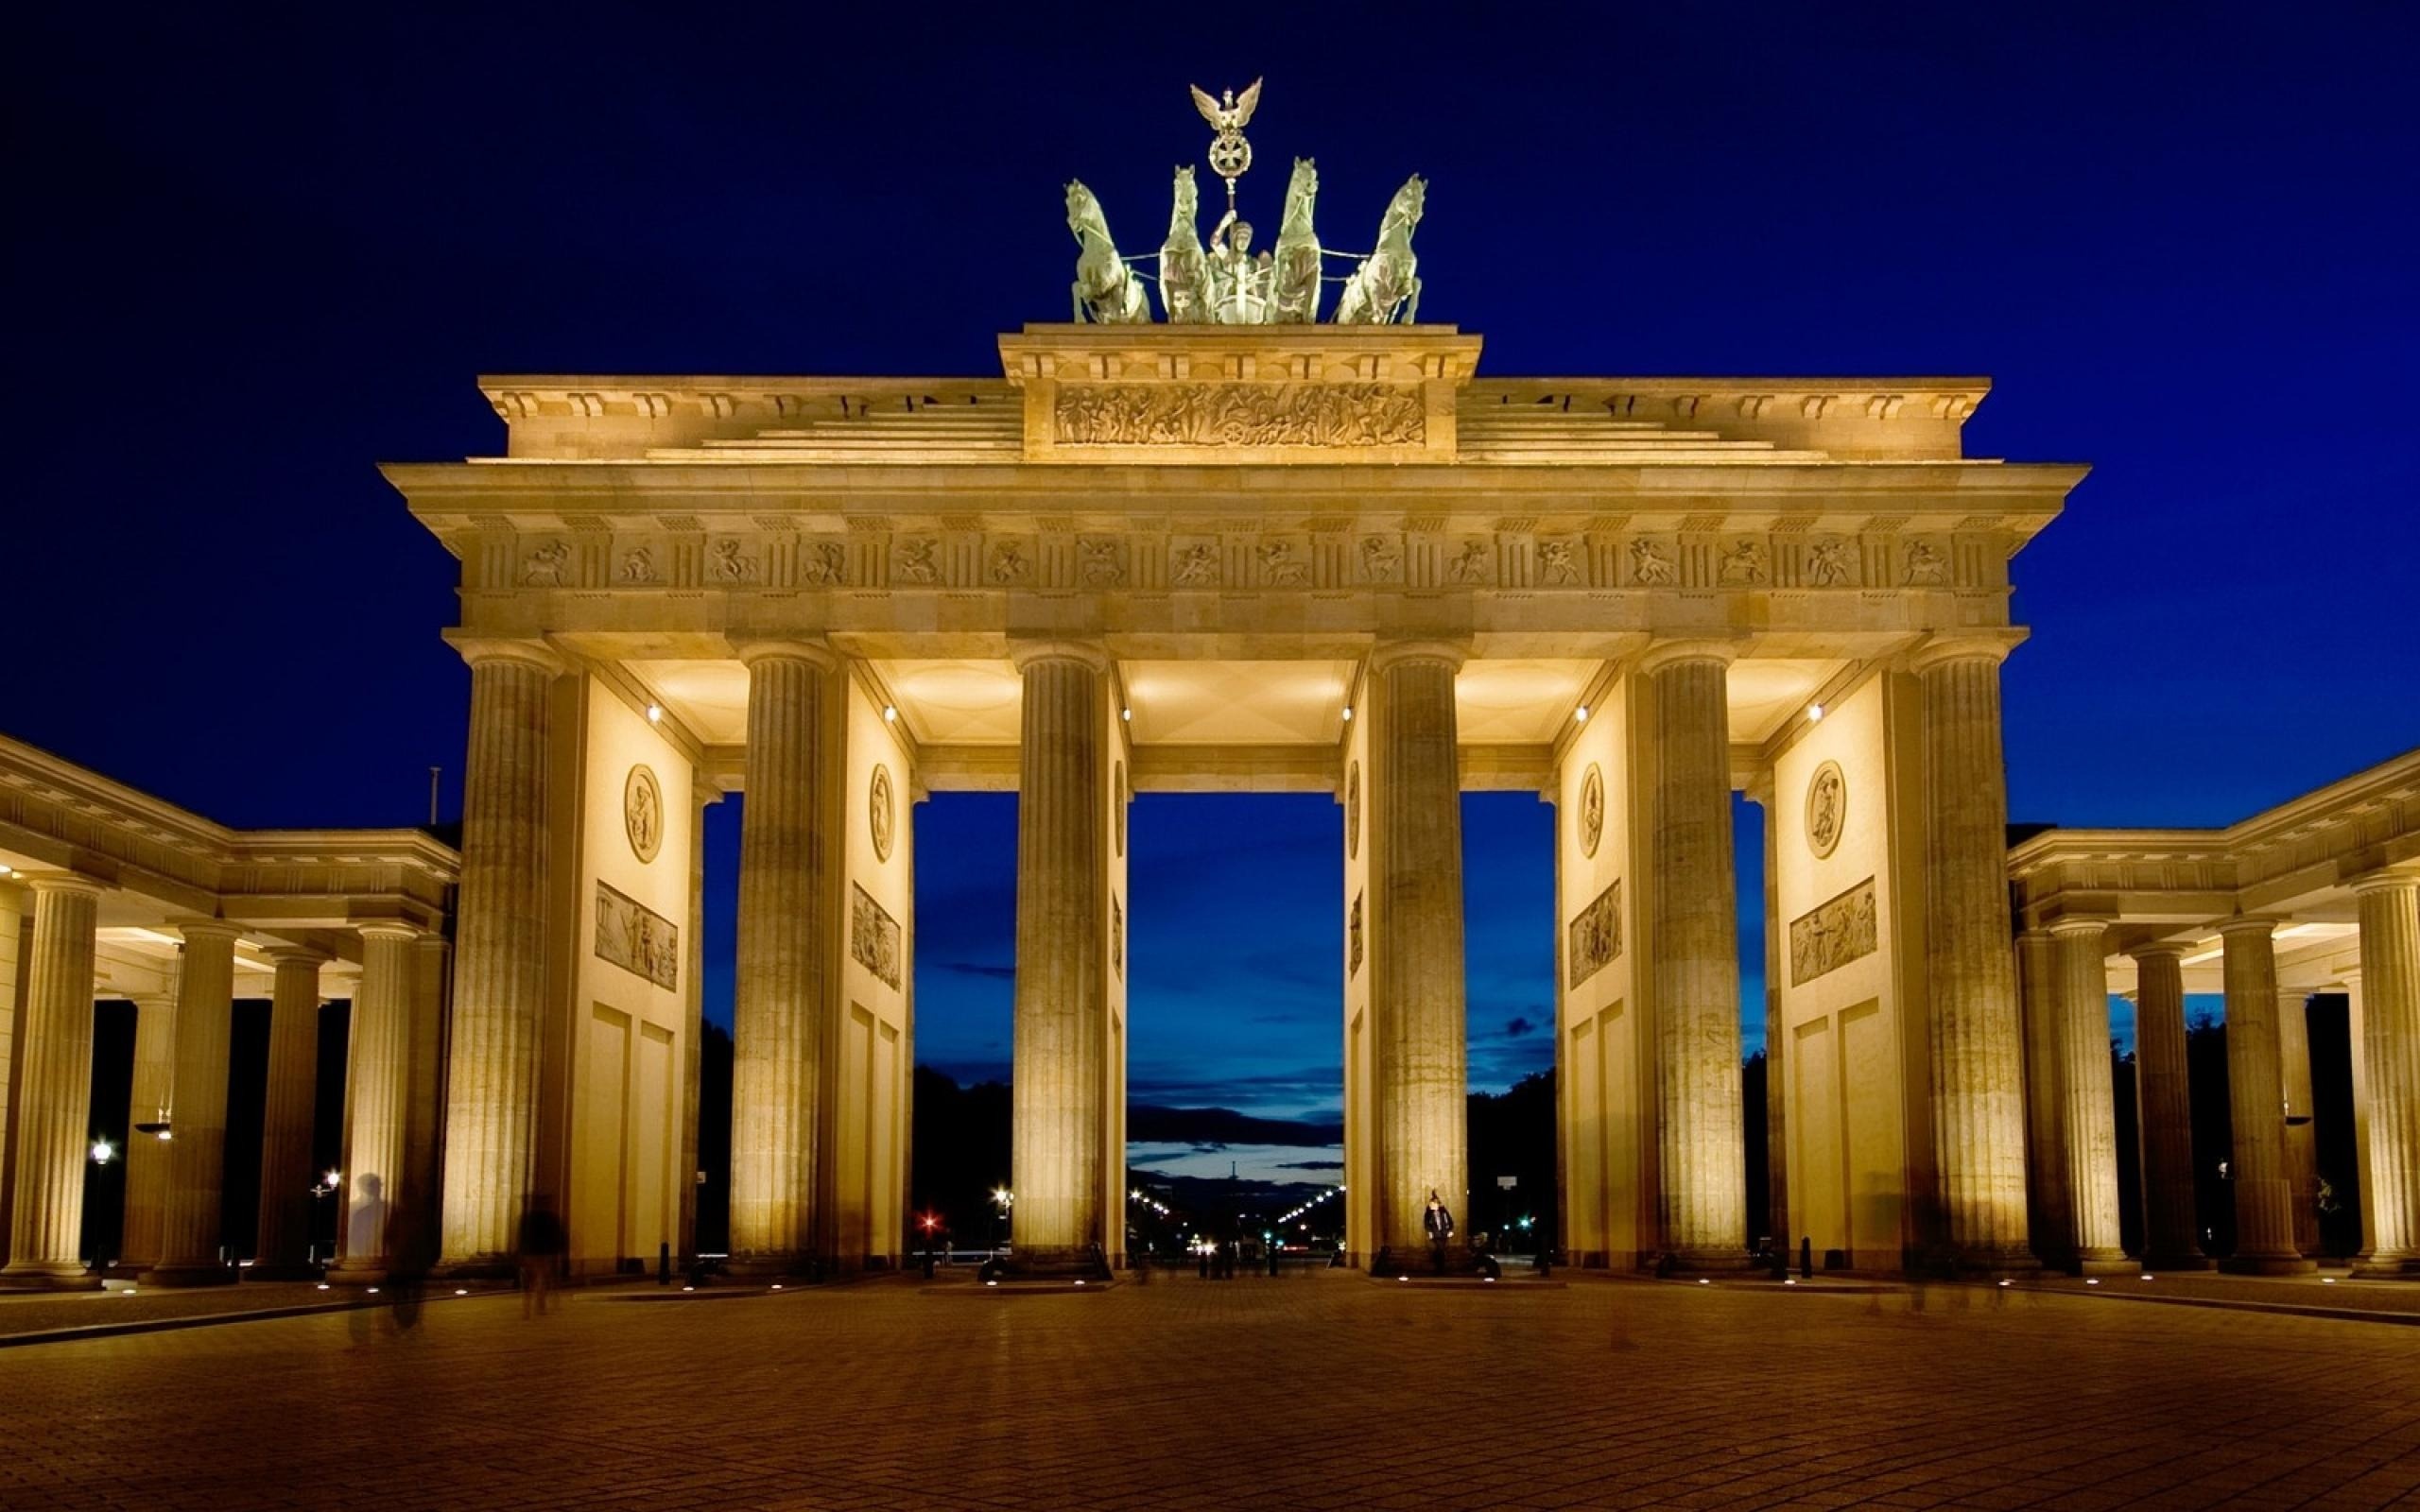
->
1502;1015;1535;1039
937;960;1016;981
1272;1159;1343;1171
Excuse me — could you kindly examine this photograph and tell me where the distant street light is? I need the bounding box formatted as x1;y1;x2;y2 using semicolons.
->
90;1139;114;1165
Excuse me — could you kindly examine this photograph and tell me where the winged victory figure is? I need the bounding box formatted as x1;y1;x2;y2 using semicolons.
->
1189;77;1263;138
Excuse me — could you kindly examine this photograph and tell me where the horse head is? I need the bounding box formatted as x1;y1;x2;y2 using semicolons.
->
1385;175;1427;238
1065;180;1109;247
1281;157;1319;235
1168;165;1198;231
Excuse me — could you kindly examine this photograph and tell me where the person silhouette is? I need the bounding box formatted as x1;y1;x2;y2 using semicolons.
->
1424;1189;1455;1272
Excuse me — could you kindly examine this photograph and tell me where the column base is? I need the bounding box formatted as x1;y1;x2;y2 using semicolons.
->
722;1251;823;1280
2349;1253;2420;1280
137;1263;239;1288
324;1263;391;1287
982;1247;1112;1281
2139;1251;2215;1272
2220;1253;2318;1276
1657;1249;1761;1275
2071;1252;2138;1278
0;1262;103;1292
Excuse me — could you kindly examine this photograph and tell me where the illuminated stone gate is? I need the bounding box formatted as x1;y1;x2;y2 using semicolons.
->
388;321;2084;1276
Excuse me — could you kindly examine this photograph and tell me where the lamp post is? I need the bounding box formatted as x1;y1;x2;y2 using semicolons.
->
310;1168;341;1268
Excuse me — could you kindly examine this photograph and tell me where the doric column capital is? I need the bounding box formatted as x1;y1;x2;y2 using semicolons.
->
1008;638;1112;675
2214;915;2289;939
1632;637;1741;677
20;871;107;902
1365;638;1467;676
735;637;840;672
266;945;329;970
1907;628;2028;675
2129;940;2191;964
445;633;568;677
2350;868;2420;899
356;920;424;945
2046;916;2114;941
167;917;244;946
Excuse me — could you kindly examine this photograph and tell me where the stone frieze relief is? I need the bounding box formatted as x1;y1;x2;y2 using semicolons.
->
1789;877;1877;987
1053;383;1426;449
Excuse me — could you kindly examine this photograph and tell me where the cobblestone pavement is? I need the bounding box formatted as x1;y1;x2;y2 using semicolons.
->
6;1269;2418;1511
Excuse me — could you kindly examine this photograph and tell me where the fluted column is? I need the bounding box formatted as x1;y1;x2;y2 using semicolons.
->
117;991;180;1273
146;919;239;1285
1912;637;2034;1270
2274;982;2321;1257
2049;919;2128;1271
331;924;421;1283
1009;642;1112;1267
729;641;838;1272
680;782;714;1262
2016;929;2069;1265
0;875;105;1288
2218;918;2313;1273
250;950;324;1279
2131;944;2208;1268
2352;872;2420;1278
405;935;450;1265
1639;641;1747;1269
437;638;561;1273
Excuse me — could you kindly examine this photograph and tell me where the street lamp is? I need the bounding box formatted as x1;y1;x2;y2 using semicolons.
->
89;1138;114;1165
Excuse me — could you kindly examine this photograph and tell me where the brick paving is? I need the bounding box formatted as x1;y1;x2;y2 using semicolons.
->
5;1269;2418;1510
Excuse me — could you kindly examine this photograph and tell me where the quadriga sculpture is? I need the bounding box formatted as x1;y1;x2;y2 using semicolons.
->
1159;166;1209;323
1333;175;1426;326
1065;180;1150;324
1268;157;1322;323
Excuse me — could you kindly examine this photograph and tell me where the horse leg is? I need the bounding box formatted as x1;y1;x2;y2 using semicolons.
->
1072;281;1088;323
1405;275;1423;325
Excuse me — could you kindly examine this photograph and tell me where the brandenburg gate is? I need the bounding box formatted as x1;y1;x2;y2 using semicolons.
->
388;301;2081;1275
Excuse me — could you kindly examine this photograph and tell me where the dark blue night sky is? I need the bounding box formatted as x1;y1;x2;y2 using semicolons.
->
12;7;2416;1135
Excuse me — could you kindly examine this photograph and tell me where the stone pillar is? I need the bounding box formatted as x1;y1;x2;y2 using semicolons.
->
146;919;239;1285
2049;919;2128;1272
1639;641;1747;1269
331;924;421;1283
405;935;450;1265
2131;945;2208;1268
250;950;324;1279
1008;643;1113;1269
729;642;838;1273
2015;929;2070;1266
680;782;714;1263
1911;636;2033;1271
2352;872;2420;1278
0;875;105;1288
2274;982;2321;1258
2218;918;2313;1273
117;991;179;1274
437;638;561;1274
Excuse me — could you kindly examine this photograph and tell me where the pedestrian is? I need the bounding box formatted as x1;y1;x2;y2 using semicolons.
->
1424;1189;1455;1272
517;1195;565;1318
382;1197;427;1337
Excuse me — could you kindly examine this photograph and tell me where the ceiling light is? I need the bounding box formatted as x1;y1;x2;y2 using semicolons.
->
1573;706;1588;723
882;705;897;723
1340;707;1354;722
1121;707;1132;722
645;703;662;725
1807;704;1824;722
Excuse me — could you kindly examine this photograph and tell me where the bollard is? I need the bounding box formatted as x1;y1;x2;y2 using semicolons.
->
659;1242;671;1286
1799;1236;1812;1280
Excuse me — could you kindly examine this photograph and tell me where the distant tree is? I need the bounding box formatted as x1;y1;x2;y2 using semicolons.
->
696;1022;733;1253
2186;1015;2235;1258
909;1067;1011;1252
1467;1070;1556;1255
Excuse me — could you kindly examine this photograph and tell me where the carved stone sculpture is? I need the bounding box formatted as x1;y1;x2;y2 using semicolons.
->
1172;542;1219;587
894;539;942;585
1578;765;1604;858
1806;761;1845;859
1789;877;1878;987
1257;541;1310;586
1568;880;1621;988
523;541;571;586
1065;180;1150;325
1448;541;1491;584
711;539;759;583
1159;166;1209;324
1358;535;1402;582
1806;539;1853;587
1332;174;1426;327
1080;538;1126;586
619;545;658;584
1719;540;1768;586
1267;157;1322;323
988;541;1031;584
1629;539;1676;585
801;541;847;586
1054;384;1423;449
1904;539;1949;585
1537;541;1581;585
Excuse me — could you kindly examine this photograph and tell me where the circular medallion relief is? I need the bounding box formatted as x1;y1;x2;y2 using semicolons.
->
1806;760;1847;860
1115;761;1128;857
1578;764;1605;859
623;765;664;865
869;764;896;863
1347;761;1362;861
